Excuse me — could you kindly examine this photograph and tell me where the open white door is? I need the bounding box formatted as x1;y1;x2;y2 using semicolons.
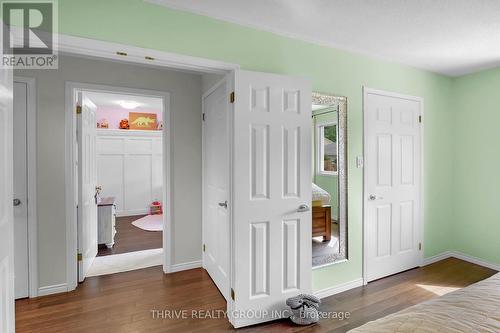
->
230;70;312;328
364;88;422;282
0;65;15;331
77;93;98;282
203;80;230;300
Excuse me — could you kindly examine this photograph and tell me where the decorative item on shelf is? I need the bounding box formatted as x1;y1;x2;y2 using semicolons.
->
157;120;163;130
129;112;157;130
119;118;129;129
97;118;109;129
150;201;162;215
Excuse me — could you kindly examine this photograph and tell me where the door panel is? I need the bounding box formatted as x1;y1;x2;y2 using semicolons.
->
231;70;311;328
0;63;15;332
203;81;230;300
13;81;29;299
365;90;422;282
77;94;98;282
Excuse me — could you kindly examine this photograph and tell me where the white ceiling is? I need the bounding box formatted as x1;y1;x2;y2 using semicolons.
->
84;91;163;111
148;0;500;76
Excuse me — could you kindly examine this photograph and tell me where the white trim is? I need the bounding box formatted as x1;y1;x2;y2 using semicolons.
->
13;76;38;298
362;87;425;285
169;260;202;273
37;283;68;297
424;251;500;271
422;251;454;266
57;33;239;74
314;278;364;299
65;82;172;289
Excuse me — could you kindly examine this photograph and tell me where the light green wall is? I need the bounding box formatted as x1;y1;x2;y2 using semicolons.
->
451;68;500;265
56;0;454;291
313;111;339;219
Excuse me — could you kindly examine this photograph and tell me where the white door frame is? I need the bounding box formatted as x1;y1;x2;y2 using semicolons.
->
13;76;38;298
362;87;425;285
60;33;239;292
66;82;171;289
201;75;233;299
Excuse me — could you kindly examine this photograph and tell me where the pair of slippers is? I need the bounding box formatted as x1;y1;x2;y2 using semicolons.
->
286;294;321;325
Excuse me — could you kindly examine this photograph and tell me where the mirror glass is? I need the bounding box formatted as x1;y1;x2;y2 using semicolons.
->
311;92;347;267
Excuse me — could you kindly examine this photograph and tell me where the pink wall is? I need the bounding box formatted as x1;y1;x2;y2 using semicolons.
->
97;106;163;129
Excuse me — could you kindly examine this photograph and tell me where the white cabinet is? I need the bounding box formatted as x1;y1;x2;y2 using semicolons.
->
98;197;116;248
96;129;162;216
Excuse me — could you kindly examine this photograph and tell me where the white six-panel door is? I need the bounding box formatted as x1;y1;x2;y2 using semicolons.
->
364;88;422;282
77;94;98;282
230;70;312;328
0;63;15;332
203;80;230;300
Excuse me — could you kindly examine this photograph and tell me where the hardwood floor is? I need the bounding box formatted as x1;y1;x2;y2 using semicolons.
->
97;215;163;256
15;258;496;332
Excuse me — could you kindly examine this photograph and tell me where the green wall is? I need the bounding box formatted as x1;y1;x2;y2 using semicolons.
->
57;0;455;291
451;68;500;265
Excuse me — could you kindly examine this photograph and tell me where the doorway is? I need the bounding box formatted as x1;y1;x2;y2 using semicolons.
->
363;87;424;283
70;84;169;280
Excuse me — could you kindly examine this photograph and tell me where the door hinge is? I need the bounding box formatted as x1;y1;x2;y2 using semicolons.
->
231;288;235;301
203;244;206;252
418;115;422;123
77;253;82;261
419;242;422;251
76;105;82;115
229;91;235;103
202;113;205;121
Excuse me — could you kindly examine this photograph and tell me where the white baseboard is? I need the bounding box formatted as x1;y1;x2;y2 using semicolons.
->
422;251;454;266
116;209;149;217
314;278;364;299
169;260;202;273
423;251;500;271
37;283;68;297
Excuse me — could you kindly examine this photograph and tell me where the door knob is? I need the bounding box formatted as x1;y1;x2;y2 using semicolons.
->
297;204;310;212
369;195;377;201
13;198;21;206
218;201;228;209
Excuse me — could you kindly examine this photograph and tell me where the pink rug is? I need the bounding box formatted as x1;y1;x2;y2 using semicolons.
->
131;214;163;232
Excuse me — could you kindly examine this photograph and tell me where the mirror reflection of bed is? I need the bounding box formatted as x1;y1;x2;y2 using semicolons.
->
311;93;347;267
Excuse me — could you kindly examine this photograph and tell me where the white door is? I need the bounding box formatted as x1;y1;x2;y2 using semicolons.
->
230;70;312;328
364;88;422;282
0;64;15;331
77;93;98;282
203;81;230;300
13;81;29;299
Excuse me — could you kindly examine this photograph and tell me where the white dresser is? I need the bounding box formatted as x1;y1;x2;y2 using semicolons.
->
98;197;116;248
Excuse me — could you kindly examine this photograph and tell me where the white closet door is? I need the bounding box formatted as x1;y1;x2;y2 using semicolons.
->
230;70;312;328
364;89;422;282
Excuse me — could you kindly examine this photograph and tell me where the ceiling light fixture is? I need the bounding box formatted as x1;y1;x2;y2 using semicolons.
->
116;100;141;110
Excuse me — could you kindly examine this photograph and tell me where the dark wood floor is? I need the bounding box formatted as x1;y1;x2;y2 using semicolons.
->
97;215;163;256
15;258;497;332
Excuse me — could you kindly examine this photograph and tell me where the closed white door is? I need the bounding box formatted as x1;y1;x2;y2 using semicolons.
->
203;80;230;300
230;70;312;328
364;88;422;282
77;94;98;282
13;81;29;299
0;64;15;332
